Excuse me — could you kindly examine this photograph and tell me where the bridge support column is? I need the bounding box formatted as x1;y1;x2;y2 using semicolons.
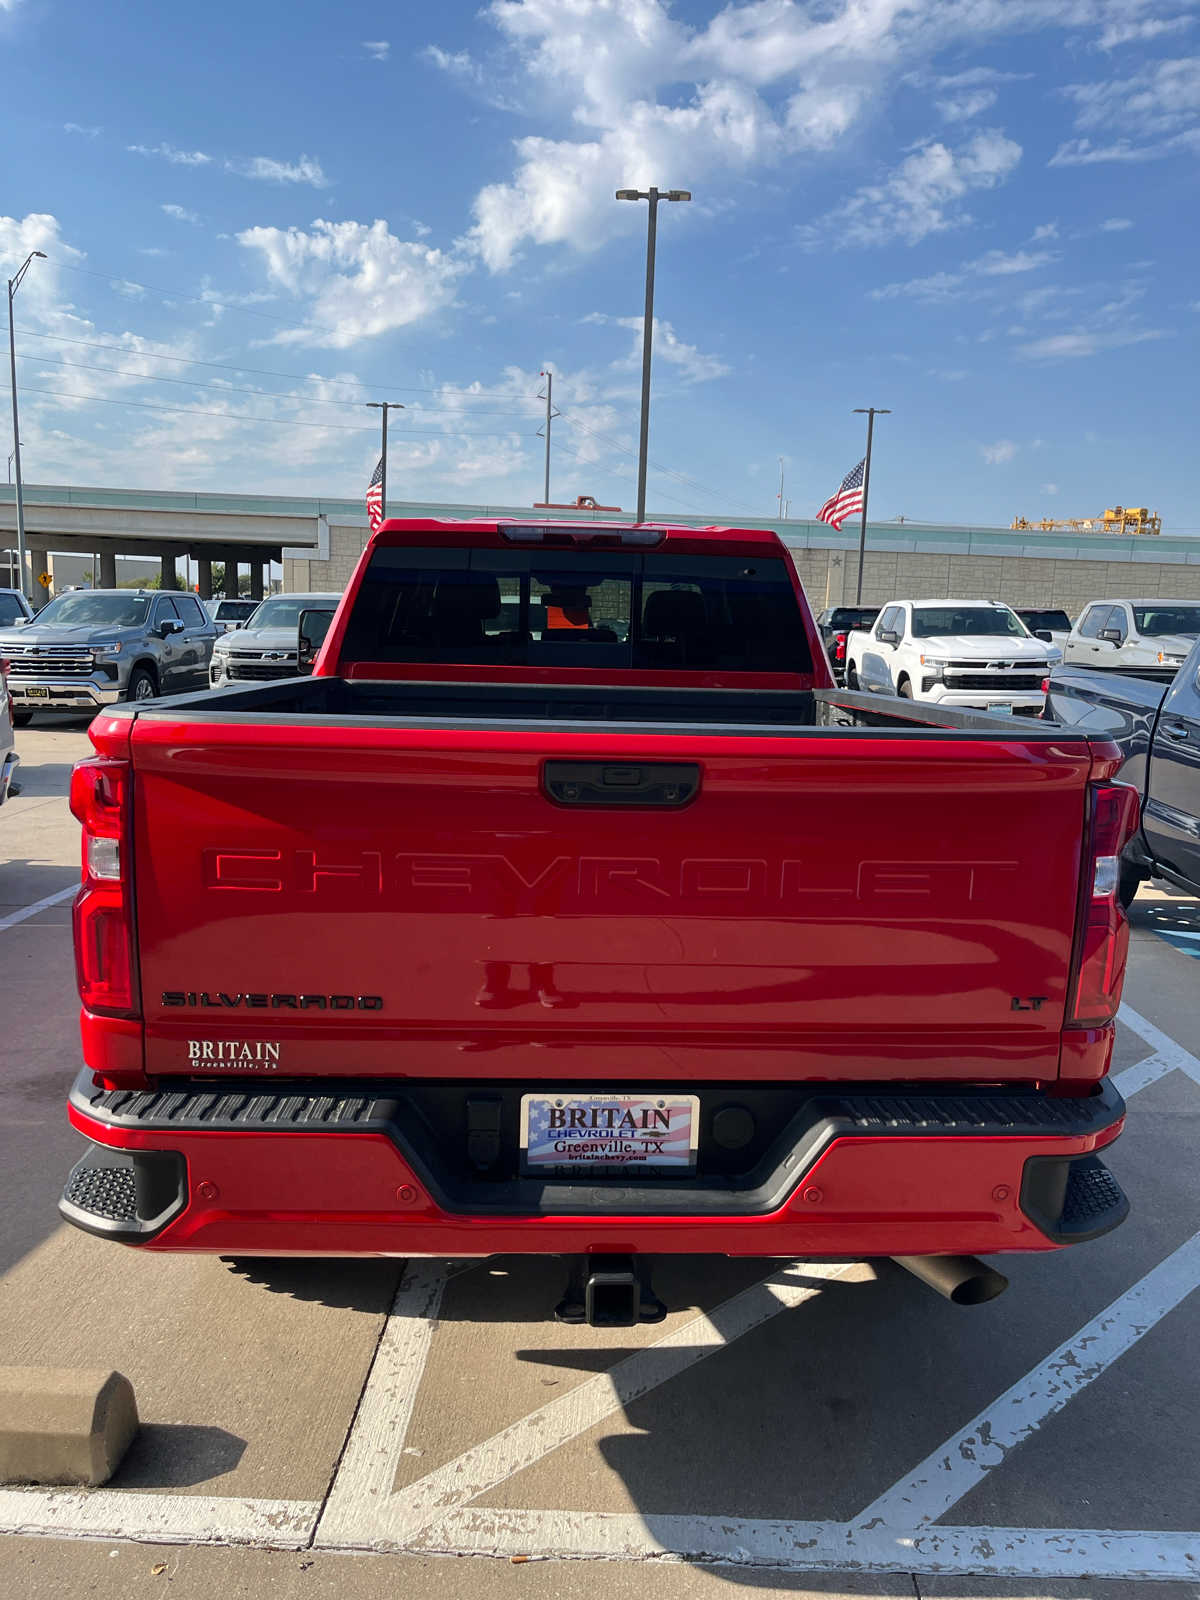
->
223;560;240;599
160;554;179;591
196;558;213;600
248;559;264;601
98;549;118;589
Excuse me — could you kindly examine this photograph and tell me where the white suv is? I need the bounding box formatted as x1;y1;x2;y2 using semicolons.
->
845;599;1060;714
1063;599;1200;671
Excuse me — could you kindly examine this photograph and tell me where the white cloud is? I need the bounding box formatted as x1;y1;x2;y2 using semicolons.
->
1051;54;1200;160
937;88;998;122
589;314;730;383
226;154;330;187
1031;221;1059;240
447;0;1166;270
1097;15;1193;49
1042;482;1060;494
362;40;390;61
981;439;1017;464
64;122;101;138
869;242;1057;301
161;203;200;223
1050;129;1200;162
1019;327;1167;359
128;141;211;166
237;218;467;347
808;130;1022;249
1100;216;1134;229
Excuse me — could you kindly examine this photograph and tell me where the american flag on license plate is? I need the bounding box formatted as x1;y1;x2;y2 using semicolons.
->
815;457;866;531
366;456;384;533
524;1095;696;1168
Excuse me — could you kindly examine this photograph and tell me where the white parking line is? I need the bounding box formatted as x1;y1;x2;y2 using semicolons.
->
315;1261;856;1549
0;882;76;934
407;1509;1200;1581
1119;1002;1200;1085
317;1261;455;1546
0;1488;318;1548
854;1227;1200;1529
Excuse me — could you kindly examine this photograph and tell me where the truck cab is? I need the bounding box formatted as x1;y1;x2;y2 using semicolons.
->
1065;600;1200;672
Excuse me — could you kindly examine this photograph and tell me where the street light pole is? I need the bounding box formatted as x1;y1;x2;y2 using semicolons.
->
616;186;691;522
538;370;554;505
8;250;46;602
366;401;405;523
851;407;891;605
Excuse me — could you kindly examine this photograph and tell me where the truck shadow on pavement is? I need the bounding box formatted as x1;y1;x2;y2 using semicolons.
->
220;1256;403;1312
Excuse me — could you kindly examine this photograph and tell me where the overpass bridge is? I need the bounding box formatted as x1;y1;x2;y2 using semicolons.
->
3;482;1199;612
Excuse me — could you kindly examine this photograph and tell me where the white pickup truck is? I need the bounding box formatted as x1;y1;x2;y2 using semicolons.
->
845;598;1061;715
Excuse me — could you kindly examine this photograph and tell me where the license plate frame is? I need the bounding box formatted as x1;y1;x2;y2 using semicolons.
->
520;1091;700;1177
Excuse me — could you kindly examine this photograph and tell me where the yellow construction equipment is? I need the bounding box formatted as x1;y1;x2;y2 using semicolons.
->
1011;505;1161;535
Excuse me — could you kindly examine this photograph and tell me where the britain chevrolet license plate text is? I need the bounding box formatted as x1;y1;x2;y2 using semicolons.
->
520;1092;699;1175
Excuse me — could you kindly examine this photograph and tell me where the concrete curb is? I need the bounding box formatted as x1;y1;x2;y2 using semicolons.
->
0;1368;138;1486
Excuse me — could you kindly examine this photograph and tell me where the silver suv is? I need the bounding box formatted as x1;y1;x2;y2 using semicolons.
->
0;589;217;725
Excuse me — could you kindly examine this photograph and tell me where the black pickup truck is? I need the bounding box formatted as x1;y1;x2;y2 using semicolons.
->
1046;636;1200;901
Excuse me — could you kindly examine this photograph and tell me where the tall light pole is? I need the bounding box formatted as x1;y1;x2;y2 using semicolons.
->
851;407;891;605
537;370;558;506
616;187;691;522
8;250;46;601
365;401;405;524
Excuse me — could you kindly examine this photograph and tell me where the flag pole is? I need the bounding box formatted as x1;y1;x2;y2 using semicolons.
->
851;407;890;605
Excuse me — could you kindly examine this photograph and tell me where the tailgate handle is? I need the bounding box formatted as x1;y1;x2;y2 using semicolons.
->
543;761;700;808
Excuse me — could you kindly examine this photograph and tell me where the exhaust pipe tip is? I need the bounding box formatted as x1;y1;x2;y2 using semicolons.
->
893;1254;1009;1306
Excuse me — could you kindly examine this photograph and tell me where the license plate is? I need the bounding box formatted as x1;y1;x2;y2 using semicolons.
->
24;686;49;699
990;702;1013;715
520;1092;699;1176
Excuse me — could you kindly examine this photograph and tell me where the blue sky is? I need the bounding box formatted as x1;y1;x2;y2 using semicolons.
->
2;0;1198;530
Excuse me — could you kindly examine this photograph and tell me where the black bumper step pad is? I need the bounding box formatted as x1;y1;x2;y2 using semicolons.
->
59;1145;188;1244
67;1068;1126;1227
1021;1152;1129;1244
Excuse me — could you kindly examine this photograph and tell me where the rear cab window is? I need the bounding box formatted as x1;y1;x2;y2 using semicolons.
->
339;547;813;675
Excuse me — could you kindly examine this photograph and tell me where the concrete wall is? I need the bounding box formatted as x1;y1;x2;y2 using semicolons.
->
284;522;1200;617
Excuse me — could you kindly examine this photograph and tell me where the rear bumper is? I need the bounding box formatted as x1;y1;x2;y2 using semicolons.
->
61;1070;1130;1258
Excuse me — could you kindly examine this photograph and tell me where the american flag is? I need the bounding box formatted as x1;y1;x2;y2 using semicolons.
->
366;457;384;533
815;457;866;531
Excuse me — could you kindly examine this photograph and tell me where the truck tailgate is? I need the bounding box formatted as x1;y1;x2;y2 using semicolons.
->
129;718;1094;1083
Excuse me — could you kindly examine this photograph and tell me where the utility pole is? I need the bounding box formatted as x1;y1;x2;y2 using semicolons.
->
616;186;691;522
777;457;785;522
851;407;891;605
538;370;555;505
8;250;46;601
366;401;405;523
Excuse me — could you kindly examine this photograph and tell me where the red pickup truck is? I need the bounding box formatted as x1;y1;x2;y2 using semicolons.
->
61;519;1137;1322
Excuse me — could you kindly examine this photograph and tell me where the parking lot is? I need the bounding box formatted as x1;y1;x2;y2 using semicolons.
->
2;717;1199;1599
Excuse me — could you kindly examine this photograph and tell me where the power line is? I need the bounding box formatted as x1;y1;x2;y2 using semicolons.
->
13;328;548;400
556;407;759;516
16;384;541;440
550;437;710;516
46;257;345;339
17;351;548;420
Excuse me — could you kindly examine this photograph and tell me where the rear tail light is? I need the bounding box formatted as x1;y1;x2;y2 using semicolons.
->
69;756;140;1017
834;631;847;661
1066;781;1140;1028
